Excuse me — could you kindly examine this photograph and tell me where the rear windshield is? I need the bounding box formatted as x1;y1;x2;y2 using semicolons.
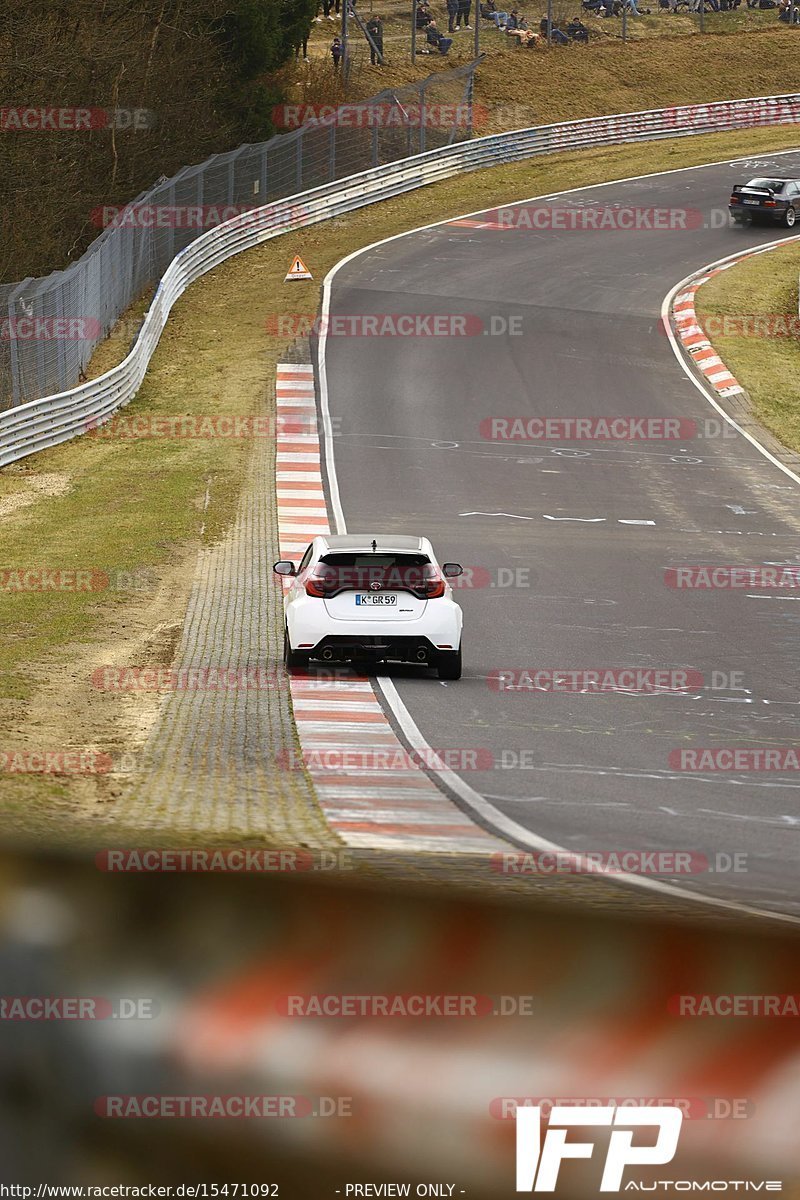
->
746;178;788;192
316;553;433;589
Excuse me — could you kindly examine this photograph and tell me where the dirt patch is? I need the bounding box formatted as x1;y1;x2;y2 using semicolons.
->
0;472;72;519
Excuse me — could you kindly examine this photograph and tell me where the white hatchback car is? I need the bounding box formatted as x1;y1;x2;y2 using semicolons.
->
273;534;464;680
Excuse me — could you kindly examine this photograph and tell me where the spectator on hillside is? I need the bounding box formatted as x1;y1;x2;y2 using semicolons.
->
330;35;344;67
446;0;460;29
505;9;522;28
541;14;571;36
484;0;511;22
566;15;590;36
425;19;454;50
457;0;473;26
417;1;434;24
366;14;384;62
508;18;544;41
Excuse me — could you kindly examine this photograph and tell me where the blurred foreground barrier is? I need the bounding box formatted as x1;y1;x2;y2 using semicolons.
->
2;93;800;467
1;850;798;1194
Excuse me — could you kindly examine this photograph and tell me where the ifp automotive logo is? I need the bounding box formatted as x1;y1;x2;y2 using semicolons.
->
515;1105;783;1192
516;1104;683;1192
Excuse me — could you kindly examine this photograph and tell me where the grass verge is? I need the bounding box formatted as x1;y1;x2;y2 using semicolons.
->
1;122;799;837
695;240;800;453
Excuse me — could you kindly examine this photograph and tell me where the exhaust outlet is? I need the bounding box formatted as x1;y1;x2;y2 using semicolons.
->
415;648;428;662
322;647;334;661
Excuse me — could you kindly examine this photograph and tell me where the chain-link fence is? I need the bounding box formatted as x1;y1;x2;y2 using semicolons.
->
0;61;479;412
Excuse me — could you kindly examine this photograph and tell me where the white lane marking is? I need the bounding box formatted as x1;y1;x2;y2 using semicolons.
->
317;147;800;926
543;514;606;523
618;519;656;526
747;593;800;600
460;510;535;520
697;808;800;826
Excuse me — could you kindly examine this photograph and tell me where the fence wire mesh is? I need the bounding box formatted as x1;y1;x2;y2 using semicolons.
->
0;61;479;411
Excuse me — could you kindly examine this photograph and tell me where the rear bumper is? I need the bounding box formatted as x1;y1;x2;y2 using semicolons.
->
286;595;462;659
729;203;785;223
309;635;450;664
287;592;462;657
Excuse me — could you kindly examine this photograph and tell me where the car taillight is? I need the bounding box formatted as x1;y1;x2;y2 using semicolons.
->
412;564;445;598
729;195;738;204
764;200;776;207
305;577;332;597
414;577;445;599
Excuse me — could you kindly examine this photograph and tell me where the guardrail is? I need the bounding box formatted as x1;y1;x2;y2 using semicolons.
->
2;92;800;469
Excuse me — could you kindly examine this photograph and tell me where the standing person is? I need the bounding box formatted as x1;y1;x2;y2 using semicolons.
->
294;35;309;60
366;14;384;61
330;35;344;67
456;0;472;25
446;0;460;29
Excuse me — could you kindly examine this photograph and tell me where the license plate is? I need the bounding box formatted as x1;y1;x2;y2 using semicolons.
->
743;199;761;206
355;593;397;606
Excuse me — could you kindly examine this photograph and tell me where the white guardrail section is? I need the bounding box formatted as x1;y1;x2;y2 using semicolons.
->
2;93;799;468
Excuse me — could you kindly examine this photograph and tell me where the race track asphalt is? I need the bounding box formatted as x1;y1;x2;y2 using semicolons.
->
320;148;800;916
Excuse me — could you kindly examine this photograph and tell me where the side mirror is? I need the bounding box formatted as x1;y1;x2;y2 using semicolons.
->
443;562;463;578
273;560;297;577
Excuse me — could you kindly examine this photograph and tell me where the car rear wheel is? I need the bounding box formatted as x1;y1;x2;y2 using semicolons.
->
785;206;797;228
437;646;462;681
283;628;309;673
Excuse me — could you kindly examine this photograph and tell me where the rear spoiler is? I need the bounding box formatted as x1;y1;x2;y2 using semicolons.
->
731;184;774;196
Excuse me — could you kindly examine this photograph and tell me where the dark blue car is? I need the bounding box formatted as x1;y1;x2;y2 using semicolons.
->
729;177;800;227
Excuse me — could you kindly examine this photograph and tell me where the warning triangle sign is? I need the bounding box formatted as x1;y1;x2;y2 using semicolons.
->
285;255;313;281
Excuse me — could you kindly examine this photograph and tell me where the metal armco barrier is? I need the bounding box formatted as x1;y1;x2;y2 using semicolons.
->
2;93;800;469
